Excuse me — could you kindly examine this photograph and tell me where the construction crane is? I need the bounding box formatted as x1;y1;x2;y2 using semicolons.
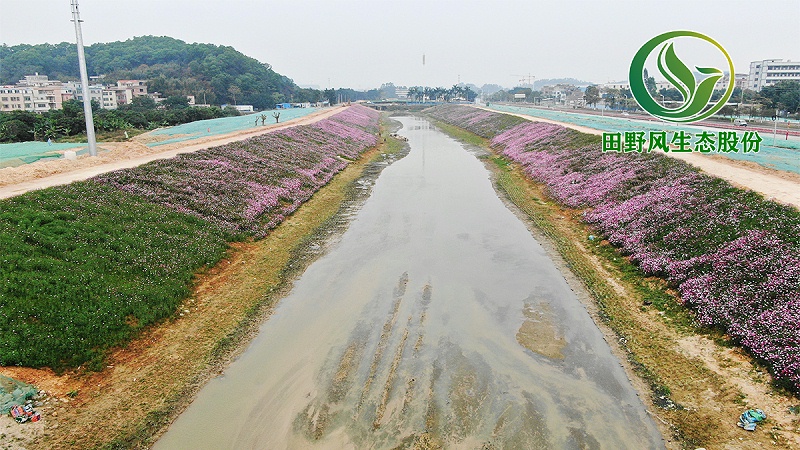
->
511;74;536;88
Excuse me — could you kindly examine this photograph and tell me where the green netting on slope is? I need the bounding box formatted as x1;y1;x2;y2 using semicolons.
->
0;108;321;166
0;375;38;414
487;104;800;176
144;107;321;147
0;142;88;168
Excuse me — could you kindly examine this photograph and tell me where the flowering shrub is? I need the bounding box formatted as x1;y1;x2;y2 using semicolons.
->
97;105;380;238
430;104;800;391
0;105;381;370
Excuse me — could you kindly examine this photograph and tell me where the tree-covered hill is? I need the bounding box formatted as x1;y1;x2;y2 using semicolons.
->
0;36;320;109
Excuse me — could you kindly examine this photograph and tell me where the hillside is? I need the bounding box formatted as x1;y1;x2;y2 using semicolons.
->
0;36;319;109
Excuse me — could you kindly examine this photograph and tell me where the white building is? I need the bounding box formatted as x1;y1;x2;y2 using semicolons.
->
1;75;151;112
0;74;65;112
0;86;30;111
62;82;105;107
395;86;409;99
748;59;800;91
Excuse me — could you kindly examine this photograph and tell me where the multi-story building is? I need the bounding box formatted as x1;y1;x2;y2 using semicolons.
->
0;86;29;111
541;84;584;104
6;74;71;112
395;86;409;99
734;73;748;90
101;89;119;109
748;59;800;91
61;82;101;106
1;75;150;112
111;80;148;106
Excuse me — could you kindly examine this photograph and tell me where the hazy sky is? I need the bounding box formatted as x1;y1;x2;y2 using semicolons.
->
1;0;798;90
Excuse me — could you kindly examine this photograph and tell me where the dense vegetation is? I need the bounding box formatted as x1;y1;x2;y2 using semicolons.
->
0;181;231;370
0;97;240;143
0;105;380;371
429;105;800;392
0;36;321;109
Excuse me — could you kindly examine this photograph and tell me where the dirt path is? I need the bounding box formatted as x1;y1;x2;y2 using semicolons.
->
0;107;344;199
472;105;800;209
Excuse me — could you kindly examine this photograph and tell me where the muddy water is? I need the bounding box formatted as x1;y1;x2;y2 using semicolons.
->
154;117;664;449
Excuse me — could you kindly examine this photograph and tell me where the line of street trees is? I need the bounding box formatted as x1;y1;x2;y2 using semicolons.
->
492;79;799;120
406;85;478;102
584;80;800;118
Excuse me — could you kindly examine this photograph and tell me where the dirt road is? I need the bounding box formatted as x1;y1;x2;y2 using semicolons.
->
472;105;800;209
0;107;343;200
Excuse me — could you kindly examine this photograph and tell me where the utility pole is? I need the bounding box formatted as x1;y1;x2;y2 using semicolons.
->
71;0;97;156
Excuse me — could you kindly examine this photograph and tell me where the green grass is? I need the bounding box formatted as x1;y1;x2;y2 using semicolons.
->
588;239;696;332
430;120;489;147
0;181;230;371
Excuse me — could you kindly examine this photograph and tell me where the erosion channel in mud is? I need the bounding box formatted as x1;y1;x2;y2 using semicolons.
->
154;116;664;449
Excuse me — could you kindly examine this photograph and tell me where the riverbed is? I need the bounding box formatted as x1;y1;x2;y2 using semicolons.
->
154;116;664;449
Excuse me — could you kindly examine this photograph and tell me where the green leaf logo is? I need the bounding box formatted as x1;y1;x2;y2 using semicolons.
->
630;31;734;123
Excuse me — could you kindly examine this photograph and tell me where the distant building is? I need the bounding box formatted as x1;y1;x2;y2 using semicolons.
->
111;80;148;106
62;82;105;108
734;73;748;90
599;80;672;92
541;84;584;105
1;74;150;111
395;86;409;99
748;59;800;91
3;73;65;112
0;86;29;111
600;81;629;91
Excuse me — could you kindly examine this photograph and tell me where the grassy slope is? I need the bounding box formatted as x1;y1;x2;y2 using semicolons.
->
431;119;799;449
26;116;406;450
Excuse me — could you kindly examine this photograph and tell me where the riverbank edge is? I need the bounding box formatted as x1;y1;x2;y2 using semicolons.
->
428;117;799;449
16;116;408;450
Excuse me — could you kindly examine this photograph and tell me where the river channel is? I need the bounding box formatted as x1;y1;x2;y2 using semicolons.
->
154;116;665;449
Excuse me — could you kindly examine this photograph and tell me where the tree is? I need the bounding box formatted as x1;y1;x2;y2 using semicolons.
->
584;85;600;107
659;88;683;102
759;81;800;114
228;85;241;105
0;117;34;142
323;88;336;105
463;86;477;102
407;87;421;102
380;83;396;99
0;37;321;111
603;88;620;109
124;95;157;110
643;68;657;96
164;95;190;109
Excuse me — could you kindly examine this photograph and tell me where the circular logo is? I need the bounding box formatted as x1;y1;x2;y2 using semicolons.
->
629;31;734;123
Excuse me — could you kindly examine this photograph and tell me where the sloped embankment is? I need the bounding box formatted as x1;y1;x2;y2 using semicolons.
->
428;104;800;394
0;105;381;372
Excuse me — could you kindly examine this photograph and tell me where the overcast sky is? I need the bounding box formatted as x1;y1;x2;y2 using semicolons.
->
1;0;798;90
